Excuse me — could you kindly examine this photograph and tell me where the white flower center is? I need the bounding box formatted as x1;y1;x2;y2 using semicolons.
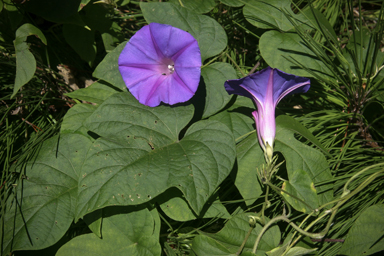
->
168;64;175;74
160;59;175;76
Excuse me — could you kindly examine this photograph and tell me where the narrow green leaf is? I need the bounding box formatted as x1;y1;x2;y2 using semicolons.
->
12;23;47;98
13;39;36;98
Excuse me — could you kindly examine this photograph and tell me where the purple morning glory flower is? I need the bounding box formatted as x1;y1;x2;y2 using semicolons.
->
225;67;310;154
118;23;202;107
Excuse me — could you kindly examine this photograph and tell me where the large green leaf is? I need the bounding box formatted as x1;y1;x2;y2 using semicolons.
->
281;169;319;213
141;2;227;62
82;2;123;52
190;235;235;256
275;116;333;206
235;133;264;206
65;82;119;105
13;23;47;98
192;213;280;255
92;42;127;91
220;0;244;7
242;0;298;31
209;95;255;142
63;24;96;65
60;103;98;135
159;188;231;221
259;30;333;80
169;0;216;14
3;90;236;252
339;204;384;256
210;97;260;206
1;134;93;254
24;0;81;23
275;115;331;158
83;92;194;146
232;115;332;206
201;62;237;118
75;92;236;217
56;207;161;256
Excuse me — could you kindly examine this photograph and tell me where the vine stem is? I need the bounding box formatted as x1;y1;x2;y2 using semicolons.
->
266;181;316;213
236;225;255;255
286;167;384;253
252;215;326;254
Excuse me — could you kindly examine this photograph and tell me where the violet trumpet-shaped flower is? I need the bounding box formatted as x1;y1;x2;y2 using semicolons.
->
118;23;202;107
225;67;310;160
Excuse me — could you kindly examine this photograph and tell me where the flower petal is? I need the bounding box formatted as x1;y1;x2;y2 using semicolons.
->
118;23;202;107
224;67;272;106
149;23;200;62
272;69;310;105
118;26;161;67
224;67;310;153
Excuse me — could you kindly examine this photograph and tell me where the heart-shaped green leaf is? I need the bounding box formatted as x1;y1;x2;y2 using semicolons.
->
74;92;236;217
141;2;227;62
1;134;93;254
61;103;98;135
56;207;161;256
192;213;280;255
93;42;127;91
281;169;319;213
65;82;119;105
202;62;237;118
339;204;384;256
275;116;333;206
260;30;333;80
169;0;216;14
159;188;231;221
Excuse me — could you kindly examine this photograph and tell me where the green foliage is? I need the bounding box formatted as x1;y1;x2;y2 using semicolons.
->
13;23;47;98
191;213;280;255
141;2;227;62
2;0;384;255
339;204;384;256
56;207;161;256
201;62;237;118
